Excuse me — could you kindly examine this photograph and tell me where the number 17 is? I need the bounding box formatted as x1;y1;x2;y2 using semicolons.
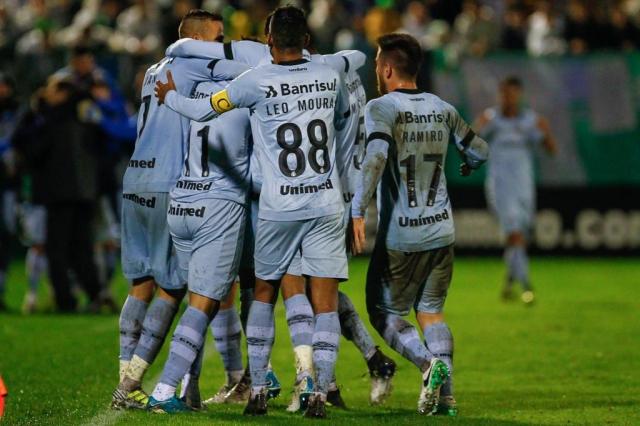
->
399;154;443;207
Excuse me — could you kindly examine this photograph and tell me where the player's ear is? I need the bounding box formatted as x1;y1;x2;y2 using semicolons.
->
385;64;393;80
267;34;273;48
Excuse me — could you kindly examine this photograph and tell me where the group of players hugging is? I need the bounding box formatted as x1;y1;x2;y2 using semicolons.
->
111;5;493;419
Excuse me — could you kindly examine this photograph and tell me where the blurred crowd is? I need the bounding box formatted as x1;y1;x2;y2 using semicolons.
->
0;0;639;313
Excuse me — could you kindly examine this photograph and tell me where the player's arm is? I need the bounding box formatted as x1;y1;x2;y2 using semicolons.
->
156;69;258;122
183;58;250;83
333;78;353;181
537;116;557;155
166;39;267;67
320;50;367;73
351;99;393;254
448;105;489;176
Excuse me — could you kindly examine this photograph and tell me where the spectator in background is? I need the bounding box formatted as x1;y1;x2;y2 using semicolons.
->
501;5;527;50
607;5;640;50
11;77;103;312
526;0;566;56
564;0;596;55
446;0;499;65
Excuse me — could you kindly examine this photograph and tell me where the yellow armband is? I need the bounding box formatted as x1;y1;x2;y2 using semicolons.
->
210;89;235;114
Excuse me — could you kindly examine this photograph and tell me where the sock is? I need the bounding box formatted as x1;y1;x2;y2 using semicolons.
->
424;322;454;397
246;301;275;393
151;382;176;402
381;314;433;371
118;296;148;376
210;307;244;377
338;292;377;360
239;287;254;331
179;344;204;399
155;306;209;399
313;312;340;396
284;294;314;381
133;298;179;365
513;246;531;291
26;248;47;294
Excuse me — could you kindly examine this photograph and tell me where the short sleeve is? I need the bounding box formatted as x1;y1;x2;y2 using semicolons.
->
365;98;395;145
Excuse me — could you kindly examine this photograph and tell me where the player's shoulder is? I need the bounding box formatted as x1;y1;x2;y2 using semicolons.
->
366;93;398;116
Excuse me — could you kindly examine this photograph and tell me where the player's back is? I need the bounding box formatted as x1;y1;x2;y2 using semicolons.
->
171;80;251;205
372;90;459;251
235;59;347;221
123;56;245;194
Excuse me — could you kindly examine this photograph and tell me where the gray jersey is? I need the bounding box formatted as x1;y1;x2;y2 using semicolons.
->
227;60;349;221
481;107;542;196
170;80;252;205
123;57;248;194
352;89;489;252
310;53;367;205
165;59;351;221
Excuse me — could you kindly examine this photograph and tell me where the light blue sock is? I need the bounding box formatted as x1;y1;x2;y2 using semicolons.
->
246;301;275;392
133;298;178;364
424;322;454;396
313;312;341;396
158;306;209;390
118;296;148;362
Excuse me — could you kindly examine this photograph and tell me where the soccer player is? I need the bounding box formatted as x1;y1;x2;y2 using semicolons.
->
351;33;489;416
146;76;252;413
475;76;556;304
112;10;246;410
155;6;350;418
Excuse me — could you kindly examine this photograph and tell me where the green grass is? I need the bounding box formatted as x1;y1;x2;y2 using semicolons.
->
1;257;639;425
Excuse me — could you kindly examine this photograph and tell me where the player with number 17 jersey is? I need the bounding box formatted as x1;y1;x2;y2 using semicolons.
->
352;90;486;251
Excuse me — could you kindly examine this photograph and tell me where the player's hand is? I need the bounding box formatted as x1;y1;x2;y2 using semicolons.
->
154;70;176;105
352;216;366;255
460;163;473;177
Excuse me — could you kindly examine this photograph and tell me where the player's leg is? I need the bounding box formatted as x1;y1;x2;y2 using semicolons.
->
204;283;244;404
415;245;456;416
505;231;533;302
114;193;185;409
244;219;302;416
281;269;314;412
300;212;348;419
22;205;47;314
338;291;396;406
149;199;245;413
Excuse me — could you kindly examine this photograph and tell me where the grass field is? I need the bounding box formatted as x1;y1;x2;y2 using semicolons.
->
1;257;639;425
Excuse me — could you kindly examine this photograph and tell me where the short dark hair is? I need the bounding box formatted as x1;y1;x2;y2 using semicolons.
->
269;5;308;50
501;75;523;88
179;9;223;38
376;33;423;78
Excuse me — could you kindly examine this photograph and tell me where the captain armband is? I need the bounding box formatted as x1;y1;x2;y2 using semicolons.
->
210;89;235;114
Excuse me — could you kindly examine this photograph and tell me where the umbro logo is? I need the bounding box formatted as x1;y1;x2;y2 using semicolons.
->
265;86;278;98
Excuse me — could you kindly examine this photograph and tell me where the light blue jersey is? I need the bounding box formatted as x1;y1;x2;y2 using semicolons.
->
164;59;351;221
481;107;543;232
122;57;248;194
170;80;252;206
352;89;489;252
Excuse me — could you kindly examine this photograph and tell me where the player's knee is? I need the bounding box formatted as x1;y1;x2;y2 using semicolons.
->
129;278;156;302
156;286;186;305
254;279;278;304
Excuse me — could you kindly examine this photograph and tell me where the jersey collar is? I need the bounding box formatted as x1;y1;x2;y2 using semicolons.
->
394;88;423;94
275;58;310;66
